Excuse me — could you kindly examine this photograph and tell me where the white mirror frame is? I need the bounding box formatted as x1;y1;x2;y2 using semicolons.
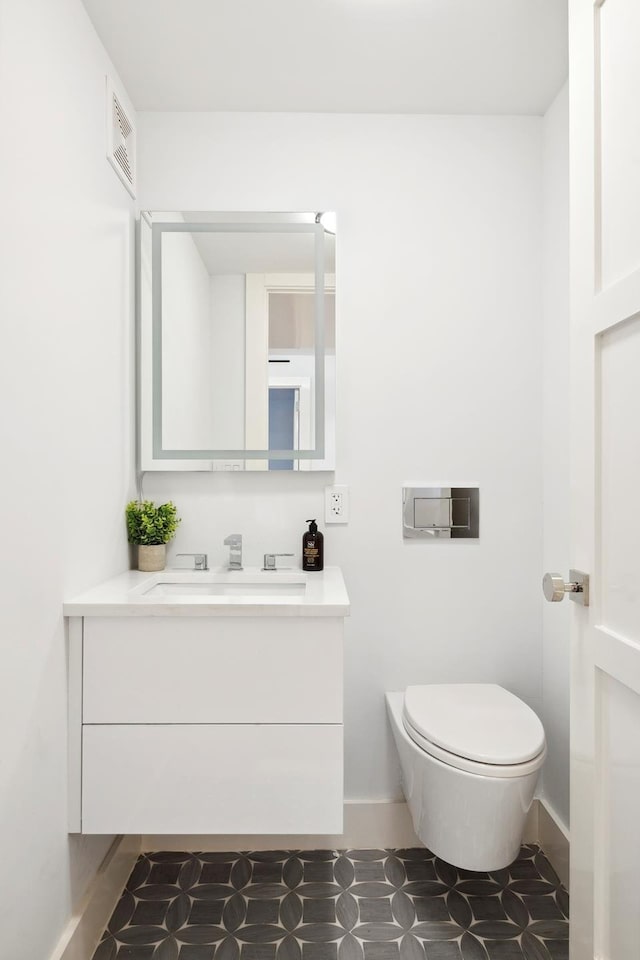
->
138;213;334;472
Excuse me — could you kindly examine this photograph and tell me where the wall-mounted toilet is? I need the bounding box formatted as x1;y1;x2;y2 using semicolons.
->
386;684;546;872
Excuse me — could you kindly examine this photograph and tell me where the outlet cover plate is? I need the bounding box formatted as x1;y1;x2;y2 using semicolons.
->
325;485;349;524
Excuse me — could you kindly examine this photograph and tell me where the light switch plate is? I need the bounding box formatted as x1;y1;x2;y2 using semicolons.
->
325;485;349;524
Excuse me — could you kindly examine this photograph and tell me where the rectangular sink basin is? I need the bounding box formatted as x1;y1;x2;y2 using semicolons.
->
144;581;306;599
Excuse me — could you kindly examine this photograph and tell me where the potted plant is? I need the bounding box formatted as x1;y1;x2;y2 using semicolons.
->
126;500;181;572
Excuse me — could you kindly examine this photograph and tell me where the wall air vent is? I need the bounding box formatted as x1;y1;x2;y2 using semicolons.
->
106;76;136;198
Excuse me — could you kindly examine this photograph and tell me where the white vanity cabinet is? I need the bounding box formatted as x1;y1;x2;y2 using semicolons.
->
66;568;349;835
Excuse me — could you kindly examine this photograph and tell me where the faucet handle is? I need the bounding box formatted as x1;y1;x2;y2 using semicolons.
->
224;534;243;570
263;553;295;571
176;553;209;571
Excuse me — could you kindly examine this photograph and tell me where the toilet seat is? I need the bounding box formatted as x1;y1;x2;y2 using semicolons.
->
402;684;546;779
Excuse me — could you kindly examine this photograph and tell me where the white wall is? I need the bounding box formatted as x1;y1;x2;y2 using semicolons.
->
138;112;544;801
210;274;245;447
541;83;571;831
162;225;214;448
0;1;136;957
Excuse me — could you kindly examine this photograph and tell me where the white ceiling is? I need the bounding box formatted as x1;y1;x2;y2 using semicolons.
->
81;0;567;115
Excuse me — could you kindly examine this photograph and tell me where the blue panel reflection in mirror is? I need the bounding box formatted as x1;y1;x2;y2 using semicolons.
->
268;387;297;470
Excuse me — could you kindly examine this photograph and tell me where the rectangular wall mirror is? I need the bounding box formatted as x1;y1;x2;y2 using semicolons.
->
139;211;336;471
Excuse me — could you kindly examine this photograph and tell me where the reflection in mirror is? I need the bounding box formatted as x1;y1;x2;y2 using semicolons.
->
139;212;335;471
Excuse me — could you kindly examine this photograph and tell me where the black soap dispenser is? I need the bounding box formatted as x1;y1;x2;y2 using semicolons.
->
302;519;324;571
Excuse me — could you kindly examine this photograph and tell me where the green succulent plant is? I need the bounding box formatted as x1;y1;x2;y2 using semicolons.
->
125;500;181;546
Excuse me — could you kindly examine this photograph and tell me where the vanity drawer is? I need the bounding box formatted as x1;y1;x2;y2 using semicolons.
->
81;723;343;834
82;616;343;723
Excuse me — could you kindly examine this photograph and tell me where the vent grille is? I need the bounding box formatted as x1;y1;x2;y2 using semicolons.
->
106;77;136;197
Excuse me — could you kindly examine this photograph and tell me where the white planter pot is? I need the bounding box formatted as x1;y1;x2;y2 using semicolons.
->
137;544;166;572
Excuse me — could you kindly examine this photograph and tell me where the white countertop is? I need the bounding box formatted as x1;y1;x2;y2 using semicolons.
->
63;565;350;617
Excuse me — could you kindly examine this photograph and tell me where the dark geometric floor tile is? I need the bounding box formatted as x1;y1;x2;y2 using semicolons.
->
521;897;563;921
532;860;559;889
520;935;551;960
201;863;233;884
253;863;284;883
554;890;569;921
424;944;461;960
359;898;394;923
399;934;426;960
412;923;461;942
542;942;568;960
335;856;356;889
116;926;166;945
394;850;432;861
391;892;416;931
245;884;290;901
242;946;277;960
434;862;458;889
467;898;507;922
385;858;407;888
115;948;156;959
190;901;225;925
246;900;281;925
303;861;335;883
338;934;364;960
250;852;291;863
363;943;400;960
302;898;337;923
405;863;438;883
134;883;182;901
281;892;304;931
296;922;343;942
459;934;489;960
177;947;216;960
508;862;538;881
96;847;568;960
351;882;398;900
484;943;524;960
199;853;241;863
284;858;305;889
235;924;289;944
349;850;388;861
147;852;192;863
354;862;386;883
414;899;450;923
303;944;338;960
93;939;117;960
131;900;170;926
525;921;568;941
149;862;182;884
278;937;304;960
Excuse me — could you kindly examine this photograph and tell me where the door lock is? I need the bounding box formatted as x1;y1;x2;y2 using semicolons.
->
542;569;589;606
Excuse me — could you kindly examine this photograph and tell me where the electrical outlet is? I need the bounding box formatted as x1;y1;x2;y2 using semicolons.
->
325;484;349;524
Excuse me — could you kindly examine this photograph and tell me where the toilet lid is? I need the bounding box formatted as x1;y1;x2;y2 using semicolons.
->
403;684;545;765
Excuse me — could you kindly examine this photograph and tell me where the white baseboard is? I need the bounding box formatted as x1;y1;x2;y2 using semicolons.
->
141;800;422;852
141;799;544;854
49;835;140;960
537;797;570;891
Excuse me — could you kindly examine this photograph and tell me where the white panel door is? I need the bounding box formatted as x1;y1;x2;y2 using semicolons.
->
569;1;640;956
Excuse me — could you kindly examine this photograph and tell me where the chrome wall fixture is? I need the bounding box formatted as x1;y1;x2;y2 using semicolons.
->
542;570;590;606
402;486;479;539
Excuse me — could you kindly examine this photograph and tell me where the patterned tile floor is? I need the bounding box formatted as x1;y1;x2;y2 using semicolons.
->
93;845;568;960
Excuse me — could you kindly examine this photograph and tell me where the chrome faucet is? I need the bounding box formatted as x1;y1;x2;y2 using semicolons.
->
176;553;208;570
224;534;243;570
263;552;294;571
